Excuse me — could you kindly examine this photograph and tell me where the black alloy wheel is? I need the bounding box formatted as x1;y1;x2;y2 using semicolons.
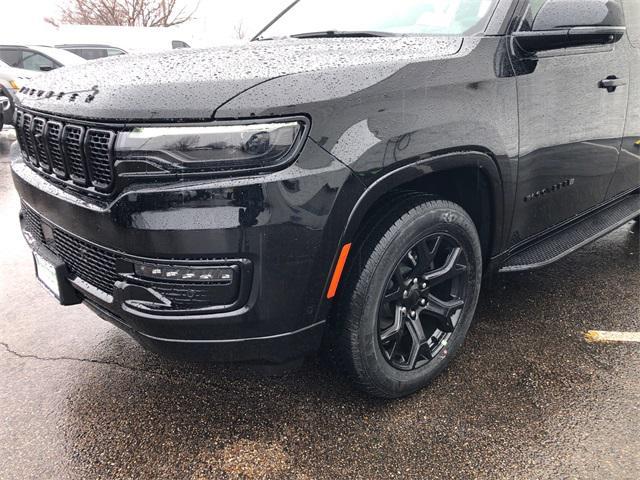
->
335;197;482;398
378;233;469;371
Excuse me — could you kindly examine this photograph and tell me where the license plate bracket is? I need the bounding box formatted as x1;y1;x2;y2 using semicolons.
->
32;246;82;306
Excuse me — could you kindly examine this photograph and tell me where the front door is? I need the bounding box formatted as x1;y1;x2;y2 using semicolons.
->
508;0;630;245
607;0;640;198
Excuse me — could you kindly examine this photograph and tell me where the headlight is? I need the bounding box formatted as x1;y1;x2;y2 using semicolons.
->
9;80;20;91
115;119;308;175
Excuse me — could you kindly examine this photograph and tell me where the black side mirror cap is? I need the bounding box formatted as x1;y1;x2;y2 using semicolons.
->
514;0;626;53
513;26;626;53
532;0;625;31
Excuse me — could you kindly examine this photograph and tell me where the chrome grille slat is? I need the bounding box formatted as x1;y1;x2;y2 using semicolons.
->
32;117;51;172
14;111;28;161
45;121;67;178
22;113;39;166
14;109;117;194
63;125;88;186
86;129;116;190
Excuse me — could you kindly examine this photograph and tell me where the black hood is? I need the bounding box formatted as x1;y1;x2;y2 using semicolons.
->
17;37;463;121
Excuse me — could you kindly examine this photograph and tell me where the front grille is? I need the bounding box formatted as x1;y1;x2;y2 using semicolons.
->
52;229;120;295
21;204;242;310
22;204;45;243
22;203;120;295
15;109;117;194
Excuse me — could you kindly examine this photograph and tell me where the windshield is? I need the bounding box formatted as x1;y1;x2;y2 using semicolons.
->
259;0;499;39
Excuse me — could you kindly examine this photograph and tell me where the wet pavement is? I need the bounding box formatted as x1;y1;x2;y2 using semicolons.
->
1;138;639;479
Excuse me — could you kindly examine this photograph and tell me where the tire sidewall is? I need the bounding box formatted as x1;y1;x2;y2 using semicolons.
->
355;204;482;397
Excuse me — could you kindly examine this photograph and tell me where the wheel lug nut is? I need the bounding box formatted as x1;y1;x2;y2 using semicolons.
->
411;310;416;317
413;278;418;284
400;307;407;313
421;283;427;289
403;290;409;298
421;299;426;306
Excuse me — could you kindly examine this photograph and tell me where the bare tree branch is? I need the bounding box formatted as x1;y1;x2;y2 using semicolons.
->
44;17;60;27
233;19;246;41
49;0;199;27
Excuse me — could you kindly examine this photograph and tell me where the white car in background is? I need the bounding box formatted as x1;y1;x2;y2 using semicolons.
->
0;45;86;72
0;84;14;131
0;61;28;129
0;46;85;128
0;59;32;93
0;45;86;90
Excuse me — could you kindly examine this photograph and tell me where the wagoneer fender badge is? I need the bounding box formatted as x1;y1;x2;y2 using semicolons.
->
524;178;575;203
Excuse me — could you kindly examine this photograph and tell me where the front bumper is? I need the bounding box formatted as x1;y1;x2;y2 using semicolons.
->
12;139;362;363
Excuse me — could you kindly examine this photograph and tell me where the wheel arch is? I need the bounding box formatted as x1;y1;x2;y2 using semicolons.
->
340;150;505;261
317;149;506;335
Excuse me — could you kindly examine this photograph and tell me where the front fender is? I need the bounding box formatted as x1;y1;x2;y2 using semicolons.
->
338;150;505;257
312;150;508;328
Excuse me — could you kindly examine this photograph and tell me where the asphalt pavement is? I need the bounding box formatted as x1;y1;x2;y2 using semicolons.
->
1;135;639;479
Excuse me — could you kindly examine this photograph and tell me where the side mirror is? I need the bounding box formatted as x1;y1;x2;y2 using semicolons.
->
513;0;626;53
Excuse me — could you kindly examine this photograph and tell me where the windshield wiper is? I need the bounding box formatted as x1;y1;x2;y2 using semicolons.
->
289;30;399;39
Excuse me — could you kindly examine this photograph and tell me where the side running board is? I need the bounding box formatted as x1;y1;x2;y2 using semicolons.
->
500;194;640;273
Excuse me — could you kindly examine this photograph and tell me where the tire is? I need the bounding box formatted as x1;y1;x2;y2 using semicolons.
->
336;197;482;398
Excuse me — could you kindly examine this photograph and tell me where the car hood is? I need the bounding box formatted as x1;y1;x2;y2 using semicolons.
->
0;66;34;86
16;37;463;121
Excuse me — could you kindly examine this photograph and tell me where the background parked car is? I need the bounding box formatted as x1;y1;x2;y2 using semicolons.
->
56;44;127;61
0;59;32;93
0;45;85;73
0;60;29;128
0;45;84;130
0;84;16;130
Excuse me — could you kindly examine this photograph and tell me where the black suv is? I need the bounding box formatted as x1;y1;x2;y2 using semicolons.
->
10;0;640;398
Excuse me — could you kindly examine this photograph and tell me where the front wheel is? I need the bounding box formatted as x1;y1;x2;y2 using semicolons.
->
336;197;482;398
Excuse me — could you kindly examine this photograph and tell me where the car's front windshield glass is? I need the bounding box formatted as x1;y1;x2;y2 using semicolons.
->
259;0;499;39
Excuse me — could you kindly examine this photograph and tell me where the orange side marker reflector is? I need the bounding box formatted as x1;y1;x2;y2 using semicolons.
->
327;243;352;299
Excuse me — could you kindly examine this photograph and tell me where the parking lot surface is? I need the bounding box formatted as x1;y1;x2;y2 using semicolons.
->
1;138;639;479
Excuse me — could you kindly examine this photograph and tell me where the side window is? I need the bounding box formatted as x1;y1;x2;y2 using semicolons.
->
518;0;548;31
0;49;22;68
82;49;108;60
529;0;547;17
623;0;640;48
21;51;58;72
66;49;85;58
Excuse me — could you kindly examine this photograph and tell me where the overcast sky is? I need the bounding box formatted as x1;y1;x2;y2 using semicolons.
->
1;0;292;47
